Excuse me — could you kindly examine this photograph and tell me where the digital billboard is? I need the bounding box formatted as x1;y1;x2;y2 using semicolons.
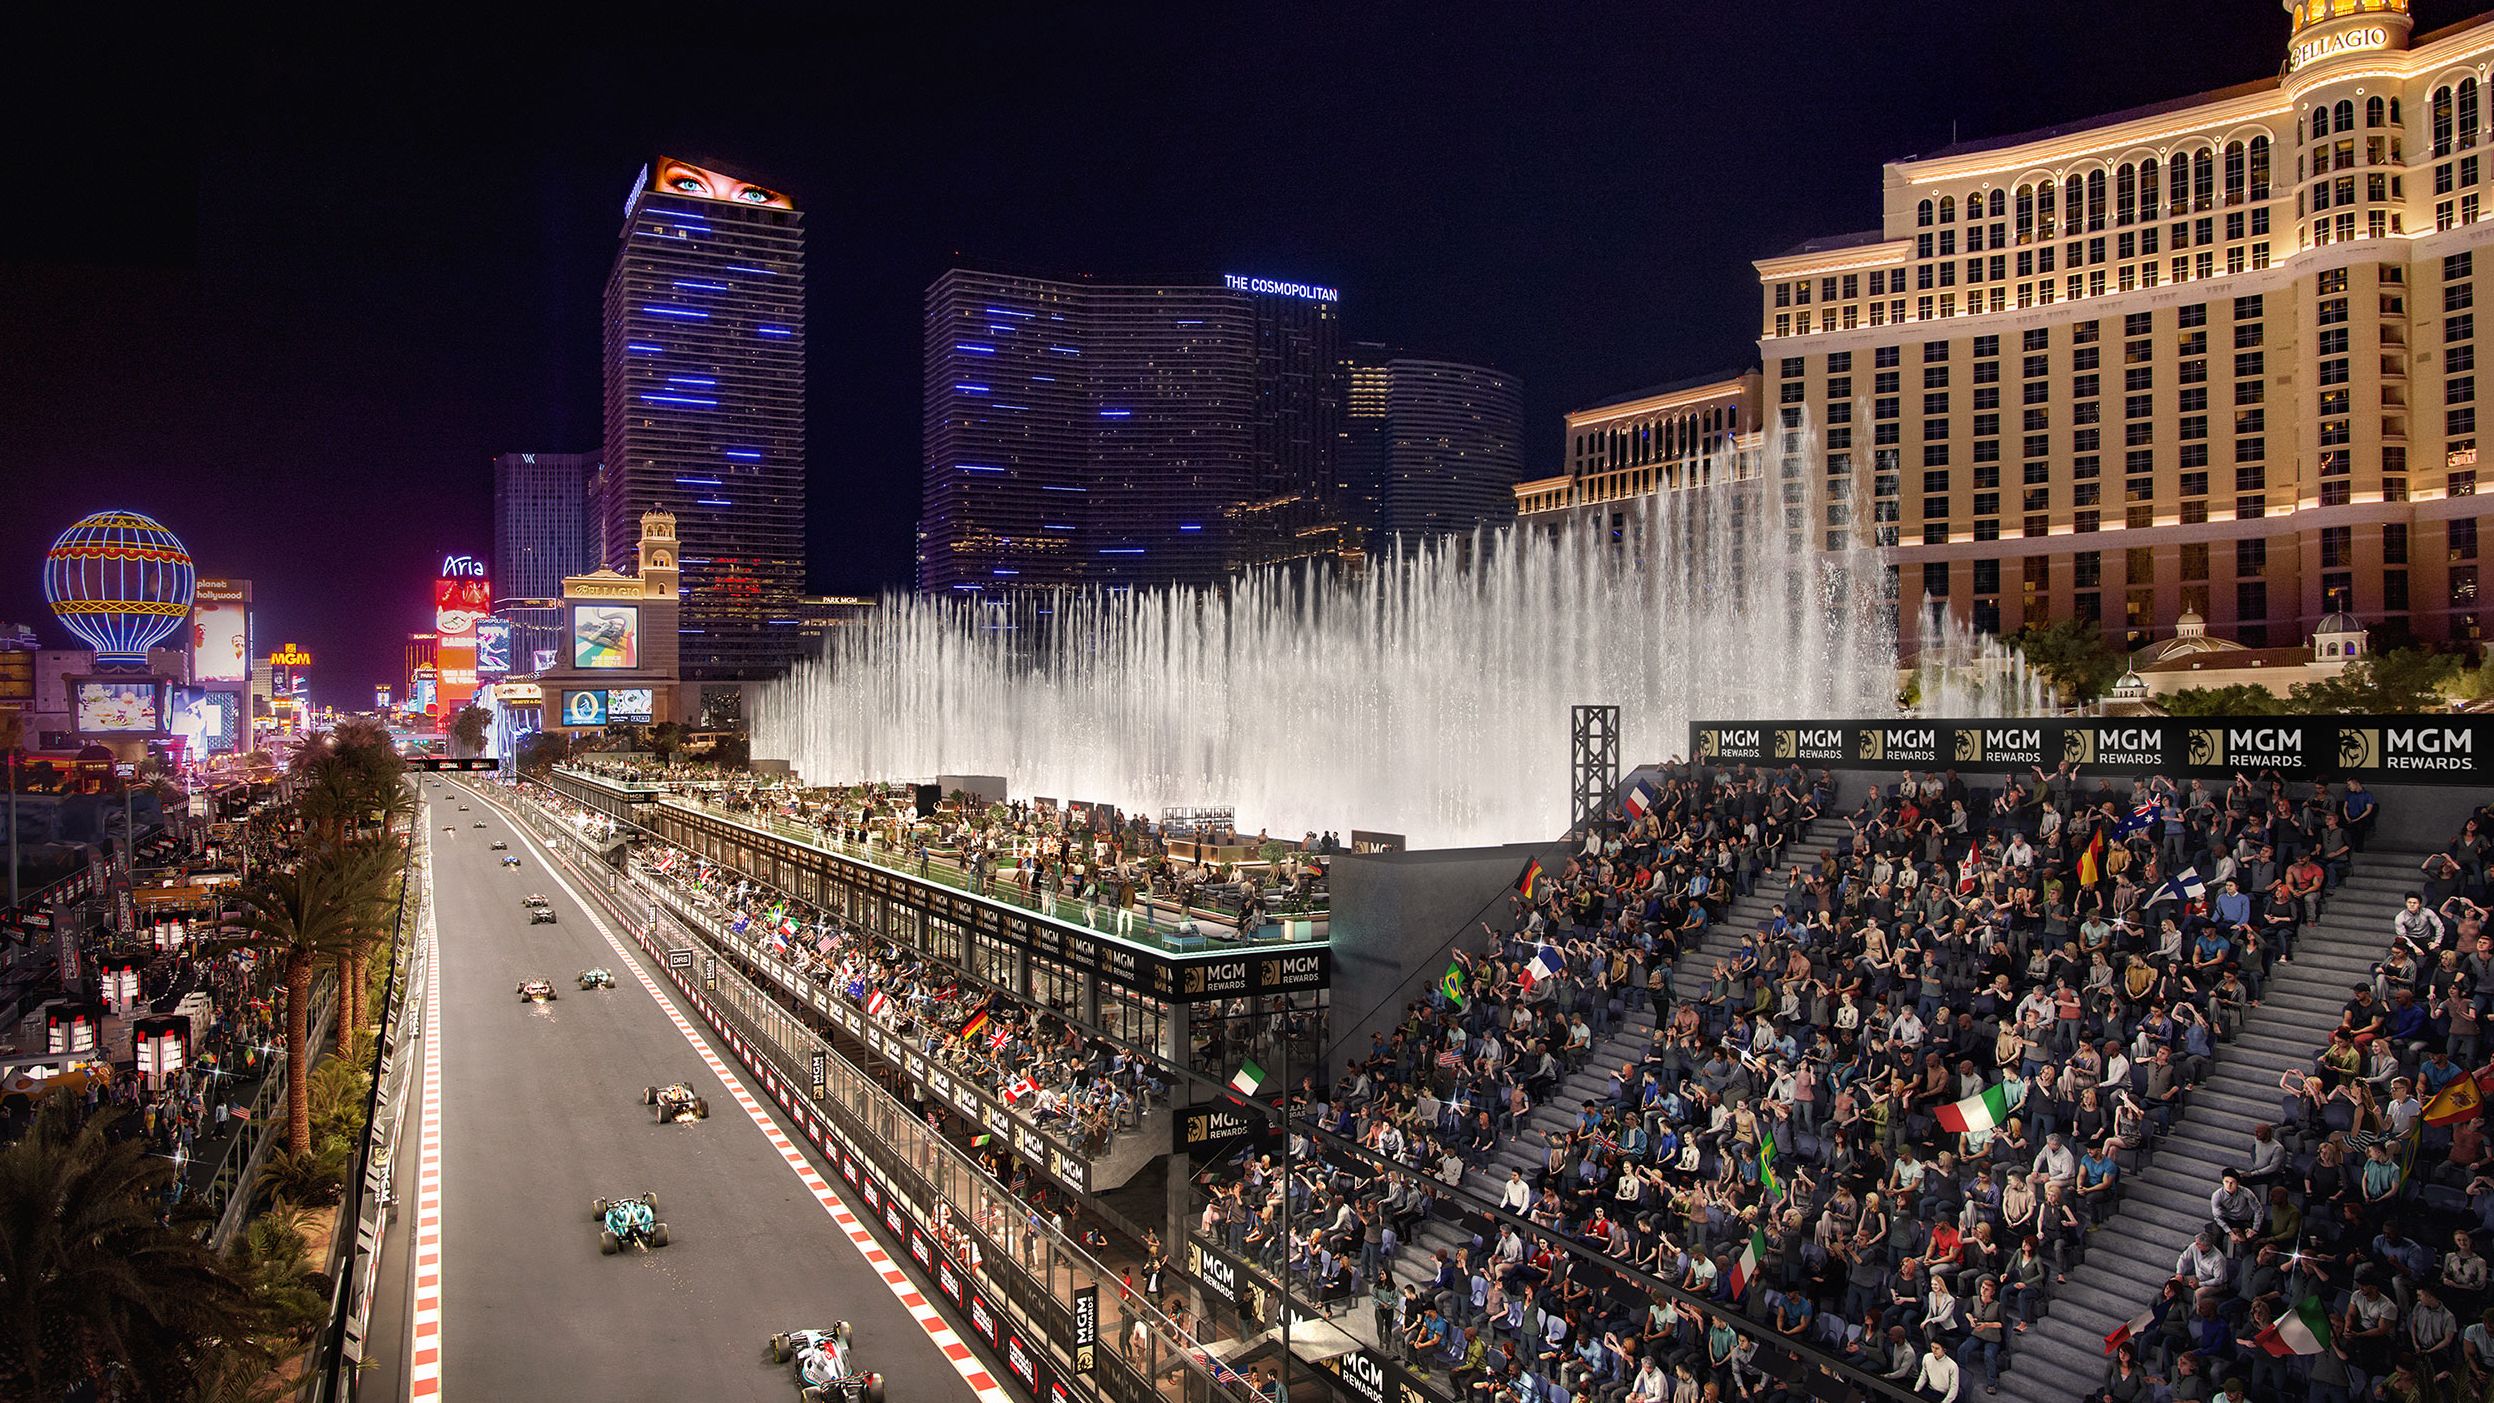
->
190;579;252;684
649;156;794;210
570;604;638;669
531;647;558;674
171;688;243;755
434;560;491;714
561;689;609;727
75;680;167;735
608;687;654;723
412;677;436;715
474;617;511;678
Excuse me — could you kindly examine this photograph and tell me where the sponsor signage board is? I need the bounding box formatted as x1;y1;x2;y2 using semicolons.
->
1693;716;2494;786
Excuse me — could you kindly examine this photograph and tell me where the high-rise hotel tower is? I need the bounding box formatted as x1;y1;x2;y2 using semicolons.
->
915;269;1343;595
601;157;808;679
1759;0;2491;650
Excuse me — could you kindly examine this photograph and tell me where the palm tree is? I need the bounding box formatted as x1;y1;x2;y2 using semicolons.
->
323;838;403;1054
219;861;365;1156
375;779;420;838
0;1098;258;1400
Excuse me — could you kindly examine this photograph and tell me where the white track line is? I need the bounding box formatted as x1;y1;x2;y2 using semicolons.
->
494;789;1006;1403
409;839;445;1400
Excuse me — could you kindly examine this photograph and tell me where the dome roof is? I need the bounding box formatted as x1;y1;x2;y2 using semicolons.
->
2316;610;2363;634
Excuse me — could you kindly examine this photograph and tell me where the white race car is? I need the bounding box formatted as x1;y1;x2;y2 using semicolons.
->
769;1323;886;1403
517;978;559;1003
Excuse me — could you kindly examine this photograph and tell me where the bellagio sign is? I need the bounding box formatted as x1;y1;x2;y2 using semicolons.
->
2289;25;2391;72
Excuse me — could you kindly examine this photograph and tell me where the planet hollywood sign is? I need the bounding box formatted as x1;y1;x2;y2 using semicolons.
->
1691;716;2493;786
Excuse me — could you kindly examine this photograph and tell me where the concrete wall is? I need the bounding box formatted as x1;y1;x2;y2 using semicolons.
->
1320;839;1567;1081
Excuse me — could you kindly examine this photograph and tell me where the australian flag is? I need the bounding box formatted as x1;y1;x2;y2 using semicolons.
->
2119;799;2162;836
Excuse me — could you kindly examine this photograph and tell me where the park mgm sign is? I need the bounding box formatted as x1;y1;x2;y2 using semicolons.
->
1692;717;2489;785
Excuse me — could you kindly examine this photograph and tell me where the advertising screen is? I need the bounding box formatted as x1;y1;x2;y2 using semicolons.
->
434;570;491;713
531;647;557;674
413;678;437;715
474;618;511;678
75;681;166;734
561;690;609;727
171;688;243;755
607;687;654;723
570;604;638;669
190;600;251;683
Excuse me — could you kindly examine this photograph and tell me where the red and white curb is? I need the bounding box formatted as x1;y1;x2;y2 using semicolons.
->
409;867;445;1399
510;796;1008;1403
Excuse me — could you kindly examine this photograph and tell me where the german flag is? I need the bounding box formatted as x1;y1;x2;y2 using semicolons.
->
1514;857;1546;902
2077;826;2106;888
958;1005;991;1043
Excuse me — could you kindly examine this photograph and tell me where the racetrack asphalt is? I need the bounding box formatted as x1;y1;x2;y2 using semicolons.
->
420;780;970;1401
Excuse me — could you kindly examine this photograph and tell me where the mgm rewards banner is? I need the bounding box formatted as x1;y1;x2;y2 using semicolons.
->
1692;716;2491;786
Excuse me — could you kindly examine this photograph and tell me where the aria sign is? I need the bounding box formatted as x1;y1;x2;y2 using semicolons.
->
2289;24;2391;71
440;554;487;579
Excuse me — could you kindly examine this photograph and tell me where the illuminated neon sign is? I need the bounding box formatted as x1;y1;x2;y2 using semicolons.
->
440;553;487;579
2289;25;2390;71
268;644;314;668
1222;274;1339;303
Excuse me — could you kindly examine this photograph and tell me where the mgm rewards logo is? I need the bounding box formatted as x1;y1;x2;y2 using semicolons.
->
2063;729;2096;765
1773;730;1797;760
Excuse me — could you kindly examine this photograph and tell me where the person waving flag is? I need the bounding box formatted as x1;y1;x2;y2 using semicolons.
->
1935;1082;2015;1136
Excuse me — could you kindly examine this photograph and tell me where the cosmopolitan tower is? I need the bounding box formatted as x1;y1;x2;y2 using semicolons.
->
601;157;807;680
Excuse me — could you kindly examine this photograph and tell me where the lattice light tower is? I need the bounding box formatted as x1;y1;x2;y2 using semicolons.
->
1570;704;1620;837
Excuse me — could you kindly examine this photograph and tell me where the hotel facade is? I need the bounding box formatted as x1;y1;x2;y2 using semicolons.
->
1536;0;2494;655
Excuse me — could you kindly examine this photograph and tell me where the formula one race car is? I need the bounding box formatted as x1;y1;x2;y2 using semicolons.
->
769;1323;886;1403
490;840;508;850
458;805;470;811
474;822;488;829
500;855;521;867
593;1193;669;1253
643;1081;709;1123
517;978;559;1003
578;968;616;990
531;905;558;925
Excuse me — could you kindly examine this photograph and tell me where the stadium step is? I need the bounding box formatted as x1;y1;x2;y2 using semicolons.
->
2007;850;2427;1403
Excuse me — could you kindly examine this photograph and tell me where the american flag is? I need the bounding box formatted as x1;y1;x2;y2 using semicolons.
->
866;988;890;1019
1436;1047;1463;1071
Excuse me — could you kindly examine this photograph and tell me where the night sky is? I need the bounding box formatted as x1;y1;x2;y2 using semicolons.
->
5;2;2461;703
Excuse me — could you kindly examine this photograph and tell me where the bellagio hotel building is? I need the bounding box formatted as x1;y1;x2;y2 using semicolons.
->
1534;0;2494;652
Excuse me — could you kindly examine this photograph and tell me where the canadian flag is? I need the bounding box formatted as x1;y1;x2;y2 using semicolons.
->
1004;1076;1039;1104
2103;1305;2155;1354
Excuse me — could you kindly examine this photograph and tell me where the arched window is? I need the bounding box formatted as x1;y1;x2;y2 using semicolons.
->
2116;164;2137;225
2065;175;2085;231
2038;181;2057;238
2333;99;2355;135
2015;185;2035;242
1918;199;1934;228
1939;195;1956;224
2391;97;2403;126
2461;77;2480;149
2224;142;2247;205
2140;156;2161;215
2367;95;2385;128
2434;85;2454;156
2314;104;2331;139
1988;189;2005;219
2192;149;2214;211
2249;136;2271;200
2087;169;2107;230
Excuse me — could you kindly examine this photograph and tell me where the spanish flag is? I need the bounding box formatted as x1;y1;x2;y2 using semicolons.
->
1514;857;1546;902
2077;826;2106;888
958;1005;991;1043
2425;1075;2484;1127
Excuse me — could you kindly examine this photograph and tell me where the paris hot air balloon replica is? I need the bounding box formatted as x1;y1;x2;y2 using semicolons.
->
44;510;197;667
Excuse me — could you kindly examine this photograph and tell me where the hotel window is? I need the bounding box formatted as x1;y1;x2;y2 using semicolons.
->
2238;494;2267;518
2455;518;2480;562
2238;582;2269;646
2237;537;2267;576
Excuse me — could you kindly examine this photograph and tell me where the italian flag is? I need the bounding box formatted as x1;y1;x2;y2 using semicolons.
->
1935;1083;2013;1136
2255;1298;2334;1357
1727;1228;1767;1298
1230;1060;1268;1096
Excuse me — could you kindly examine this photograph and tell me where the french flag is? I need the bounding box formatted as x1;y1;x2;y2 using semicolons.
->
1622;782;1655;821
1520;943;1562;991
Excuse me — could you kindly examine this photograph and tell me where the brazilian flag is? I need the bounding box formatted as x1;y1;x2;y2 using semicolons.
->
1441;960;1468;1009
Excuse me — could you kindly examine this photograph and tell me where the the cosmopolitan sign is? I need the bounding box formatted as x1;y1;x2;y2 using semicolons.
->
2290;24;2391;71
1222;273;1339;303
1692;716;2494;787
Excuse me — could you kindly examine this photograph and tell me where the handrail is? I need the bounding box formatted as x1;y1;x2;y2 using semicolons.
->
301;805;425;1399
